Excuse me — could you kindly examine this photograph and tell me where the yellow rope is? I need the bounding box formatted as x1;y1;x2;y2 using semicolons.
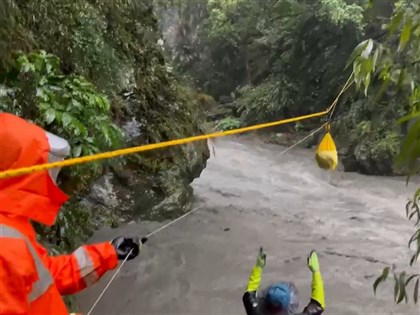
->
0;75;354;180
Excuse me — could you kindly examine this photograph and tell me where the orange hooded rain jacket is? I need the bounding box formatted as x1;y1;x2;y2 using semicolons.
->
0;113;118;314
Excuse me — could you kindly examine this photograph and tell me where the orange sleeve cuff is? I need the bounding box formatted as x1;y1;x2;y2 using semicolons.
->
82;241;118;276
104;242;118;270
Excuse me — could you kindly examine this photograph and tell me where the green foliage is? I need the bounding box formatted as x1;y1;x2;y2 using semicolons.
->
349;0;420;304
205;0;241;44
353;120;401;160
352;123;400;174
0;50;123;189
373;188;420;304
216;116;241;131
337;91;405;175
235;80;289;124
317;0;365;31
370;131;400;161
0;0;162;93
71;7;126;92
160;0;365;99
406;190;420;266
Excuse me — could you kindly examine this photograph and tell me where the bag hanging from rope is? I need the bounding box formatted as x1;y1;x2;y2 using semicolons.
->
315;123;338;170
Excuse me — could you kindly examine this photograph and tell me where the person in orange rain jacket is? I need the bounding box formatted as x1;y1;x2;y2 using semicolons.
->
0;112;147;315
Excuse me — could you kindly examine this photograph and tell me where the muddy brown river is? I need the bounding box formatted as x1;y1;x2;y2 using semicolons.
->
77;137;419;314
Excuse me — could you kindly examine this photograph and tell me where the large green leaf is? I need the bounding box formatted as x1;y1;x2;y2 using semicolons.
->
389;11;404;34
62;112;72;127
394;273;400;302
397;272;407;304
373;266;390;295
397;112;420;124
406;274;420;286
73;145;82;157
45;108;56;124
398;19;411;52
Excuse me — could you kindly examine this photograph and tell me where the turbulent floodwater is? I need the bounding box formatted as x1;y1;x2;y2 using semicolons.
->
77;136;419;315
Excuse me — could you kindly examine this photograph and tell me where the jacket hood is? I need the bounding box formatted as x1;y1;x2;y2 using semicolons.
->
0;113;69;226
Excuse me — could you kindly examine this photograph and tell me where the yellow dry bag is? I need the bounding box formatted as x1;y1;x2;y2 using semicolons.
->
315;124;338;170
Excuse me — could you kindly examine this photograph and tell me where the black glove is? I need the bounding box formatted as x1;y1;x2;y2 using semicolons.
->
111;236;148;261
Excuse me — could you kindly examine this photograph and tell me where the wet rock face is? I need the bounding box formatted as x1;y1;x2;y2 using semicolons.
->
339;145;395;176
341;156;395;176
84;148;209;224
81;43;211;222
84;118;210;224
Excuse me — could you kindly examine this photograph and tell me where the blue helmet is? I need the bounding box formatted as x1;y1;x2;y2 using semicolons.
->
266;282;299;314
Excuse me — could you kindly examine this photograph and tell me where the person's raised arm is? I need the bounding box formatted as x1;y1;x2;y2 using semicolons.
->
242;247;266;315
299;250;325;315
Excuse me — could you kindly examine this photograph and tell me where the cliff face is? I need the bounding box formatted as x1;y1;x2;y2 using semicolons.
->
0;0;209;254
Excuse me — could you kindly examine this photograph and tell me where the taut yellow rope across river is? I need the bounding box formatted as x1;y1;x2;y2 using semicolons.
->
0;73;354;180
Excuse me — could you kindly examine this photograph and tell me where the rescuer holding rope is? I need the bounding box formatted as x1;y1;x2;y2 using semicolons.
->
0;113;146;315
243;248;325;315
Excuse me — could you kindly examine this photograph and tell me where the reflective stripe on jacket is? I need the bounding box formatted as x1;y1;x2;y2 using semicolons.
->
0;218;118;314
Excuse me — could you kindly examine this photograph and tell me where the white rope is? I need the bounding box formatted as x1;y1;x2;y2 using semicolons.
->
275;123;327;158
86;205;203;315
86;249;132;315
86;125;325;314
145;205;203;238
